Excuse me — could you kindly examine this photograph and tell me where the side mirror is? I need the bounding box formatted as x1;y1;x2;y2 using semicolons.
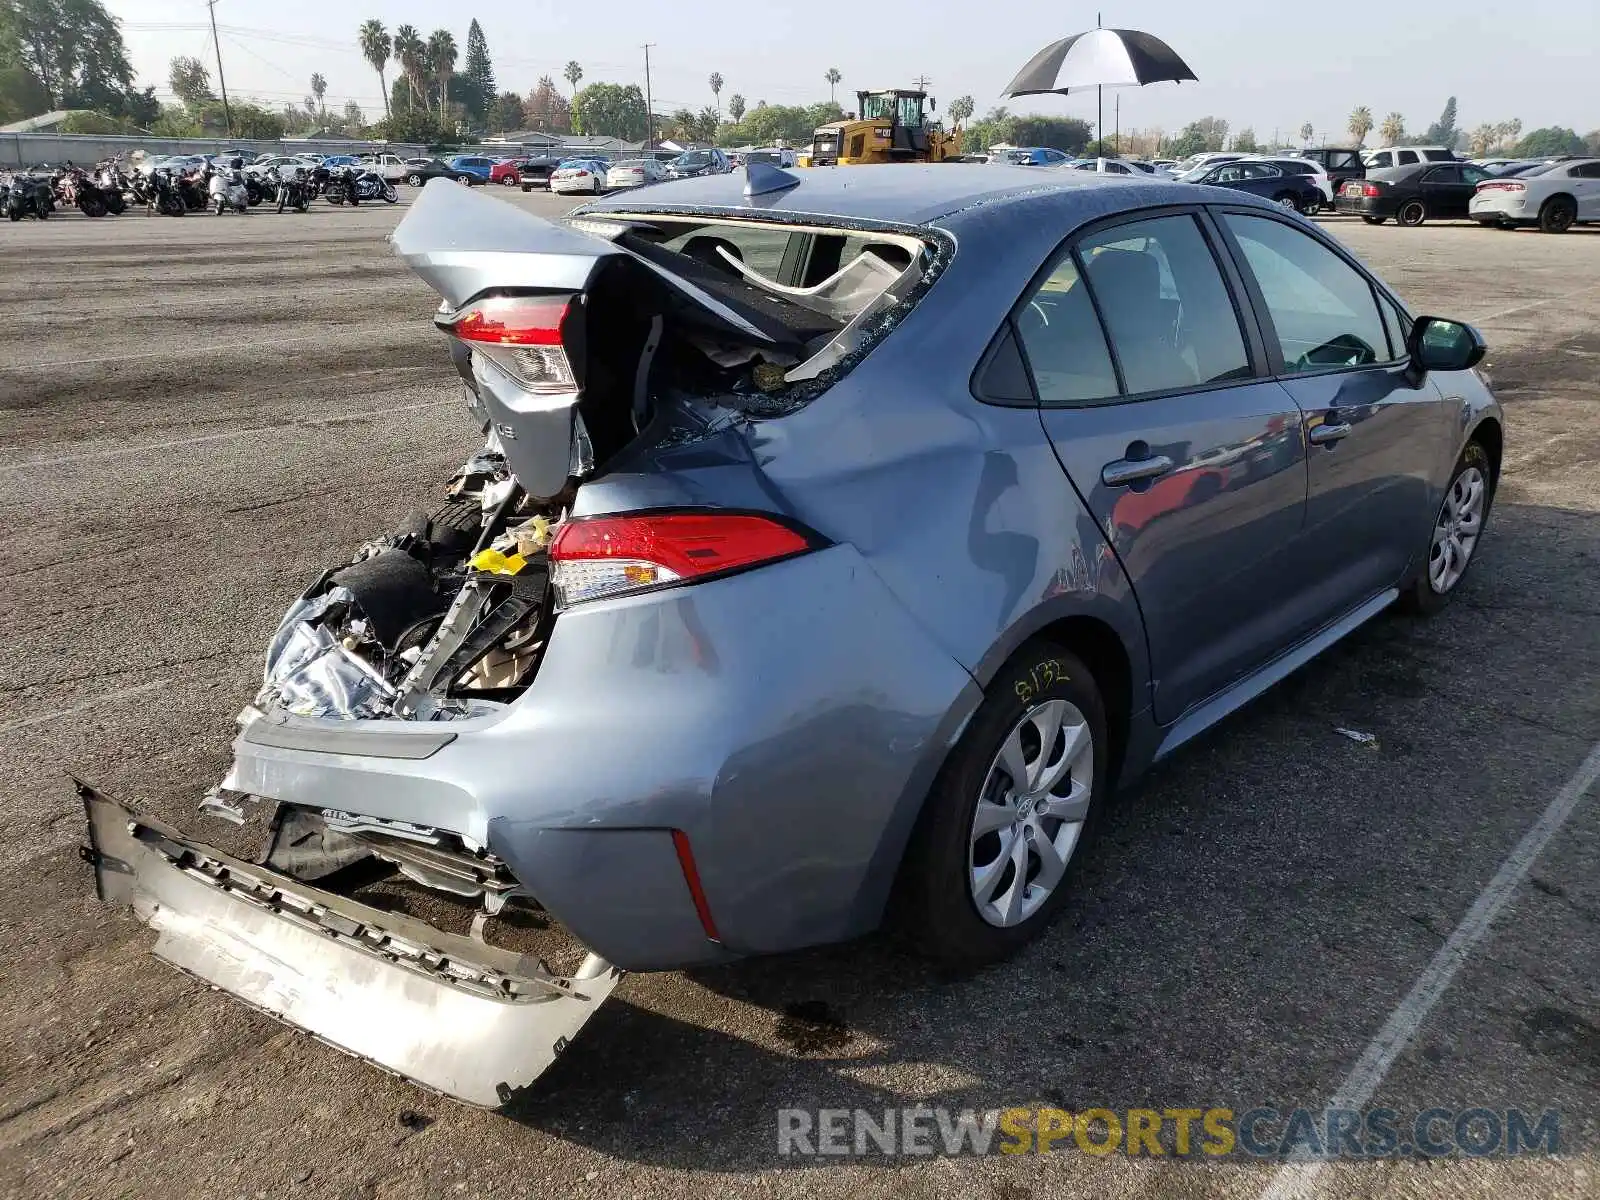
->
1406;316;1486;384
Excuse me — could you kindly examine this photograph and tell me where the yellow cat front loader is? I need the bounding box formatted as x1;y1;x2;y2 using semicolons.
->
801;89;963;166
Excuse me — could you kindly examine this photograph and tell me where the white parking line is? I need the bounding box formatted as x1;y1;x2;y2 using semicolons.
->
0;678;172;736
1470;284;1600;325
0;398;455;473
1259;739;1600;1200
0;324;404;371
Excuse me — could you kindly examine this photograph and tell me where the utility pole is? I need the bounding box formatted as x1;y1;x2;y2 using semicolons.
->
912;74;932;91
1114;93;1119;156
642;43;656;149
206;0;234;138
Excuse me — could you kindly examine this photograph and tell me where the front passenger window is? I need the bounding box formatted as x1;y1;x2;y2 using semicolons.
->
1223;213;1390;371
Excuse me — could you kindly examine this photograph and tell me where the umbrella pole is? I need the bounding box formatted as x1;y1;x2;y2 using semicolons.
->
1098;85;1103;157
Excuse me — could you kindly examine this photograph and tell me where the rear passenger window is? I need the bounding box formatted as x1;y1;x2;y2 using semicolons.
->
1012;254;1120;405
1398;151;1419;165
1223;214;1391;371
1080;215;1252;394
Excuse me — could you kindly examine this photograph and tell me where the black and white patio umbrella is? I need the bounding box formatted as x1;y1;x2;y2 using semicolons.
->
1003;23;1197;153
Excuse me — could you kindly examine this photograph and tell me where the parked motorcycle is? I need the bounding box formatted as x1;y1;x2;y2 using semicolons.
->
272;166;312;214
244;171;274;207
3;172;53;219
207;159;250;215
94;160;131;215
176;168;209;213
145;168;188;216
56;165;112;217
325;165;397;206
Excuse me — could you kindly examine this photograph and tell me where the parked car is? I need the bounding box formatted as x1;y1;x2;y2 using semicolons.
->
1362;146;1455;170
549;158;609;194
1470;158;1520;173
745;147;798;167
320;154;362;171
399;158;461;186
1182;159;1322;214
1296;147;1366;197
445;155;496;184
138;154;207;176
1470;157;1600;233
1251;157;1335;208
996;146;1074;166
249;154;321;179
358;153;410;182
1335;160;1495;225
1066;156;1143;175
85;167;1502;1108
516;157;560;190
489;160;523;186
605;158;668;189
666;148;732;178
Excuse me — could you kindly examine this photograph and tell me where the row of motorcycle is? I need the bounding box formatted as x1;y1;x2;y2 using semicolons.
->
1;157;399;221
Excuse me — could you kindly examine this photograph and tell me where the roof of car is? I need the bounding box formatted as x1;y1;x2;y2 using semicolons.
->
582;162;1212;226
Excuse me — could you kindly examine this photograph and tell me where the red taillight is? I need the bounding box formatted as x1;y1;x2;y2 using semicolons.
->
1478;180;1524;193
549;512;815;606
672;830;721;942
575;170;589;177
443;295;576;392
447;295;569;346
1362;183;1380;197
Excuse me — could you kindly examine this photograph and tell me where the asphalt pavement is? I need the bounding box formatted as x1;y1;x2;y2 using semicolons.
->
0;186;1596;1200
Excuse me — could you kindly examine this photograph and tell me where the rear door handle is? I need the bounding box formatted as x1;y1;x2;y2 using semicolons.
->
1101;454;1175;487
1308;422;1352;446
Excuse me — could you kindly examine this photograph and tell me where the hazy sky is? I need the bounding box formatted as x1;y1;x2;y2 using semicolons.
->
110;0;1596;141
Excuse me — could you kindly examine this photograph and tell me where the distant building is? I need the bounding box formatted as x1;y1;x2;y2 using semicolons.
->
0;110;93;134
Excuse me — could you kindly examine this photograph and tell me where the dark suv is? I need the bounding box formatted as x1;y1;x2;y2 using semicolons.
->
1297;147;1366;196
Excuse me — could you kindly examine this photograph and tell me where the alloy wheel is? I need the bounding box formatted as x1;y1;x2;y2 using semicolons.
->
1428;466;1486;593
968;699;1094;928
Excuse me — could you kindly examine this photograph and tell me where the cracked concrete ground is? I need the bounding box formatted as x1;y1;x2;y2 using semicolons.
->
0;194;1596;1200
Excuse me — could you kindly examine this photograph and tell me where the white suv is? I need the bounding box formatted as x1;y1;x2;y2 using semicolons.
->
1470;157;1600;233
1363;146;1456;169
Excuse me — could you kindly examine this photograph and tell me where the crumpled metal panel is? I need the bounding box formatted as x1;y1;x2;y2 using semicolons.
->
79;783;622;1108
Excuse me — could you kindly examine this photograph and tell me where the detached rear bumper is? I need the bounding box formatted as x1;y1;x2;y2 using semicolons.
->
79;781;621;1108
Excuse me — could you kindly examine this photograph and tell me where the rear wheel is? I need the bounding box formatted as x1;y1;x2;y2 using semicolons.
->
1397;199;1427;226
457;174;473;185
1272;191;1299;212
1538;196;1576;233
892;645;1108;970
406;173;423;187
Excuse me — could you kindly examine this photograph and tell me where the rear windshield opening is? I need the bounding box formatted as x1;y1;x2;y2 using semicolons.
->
576;214;932;399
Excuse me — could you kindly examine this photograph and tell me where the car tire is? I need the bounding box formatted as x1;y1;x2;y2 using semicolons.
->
892;644;1108;970
1362;215;1387;225
1397;200;1427;227
1538;196;1576;234
500;176;517;186
406;173;423;187
457;174;473;184
521;182;532;192
1397;440;1494;616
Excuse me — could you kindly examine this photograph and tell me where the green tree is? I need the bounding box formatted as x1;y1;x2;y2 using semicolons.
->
310;72;327;120
1497;118;1521;151
947;95;974;126
0;62;51;123
1012;114;1092;153
1424;96;1457;147
393;24;424;110
1467;123;1497;157
378;104;446;143
563;59;582;96
1298;120;1313;144
460;18;493;127
824;67;841;104
571;81;647;140
492;90;524;132
4;0;141;113
1514;126;1584;157
1586;130;1600;156
707;70;723;118
168;56;212;109
694;105;719;142
1234;126;1259;152
1379;111;1405;146
426;28;456;124
727;92;745;124
1348;105;1373;146
358;20;391;120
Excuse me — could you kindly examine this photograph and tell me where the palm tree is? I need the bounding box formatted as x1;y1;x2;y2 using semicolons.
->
393;25;424;111
1298;121;1314;144
311;73;327;121
358;20;391;119
427;29;457;124
728;93;745;124
1499;118;1521;152
563;60;583;97
825;67;841;104
708;71;723;119
1379;111;1405;147
1468;123;1498;157
1348;105;1373;147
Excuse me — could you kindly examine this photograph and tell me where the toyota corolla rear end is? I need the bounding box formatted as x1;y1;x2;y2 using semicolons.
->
82;176;973;1106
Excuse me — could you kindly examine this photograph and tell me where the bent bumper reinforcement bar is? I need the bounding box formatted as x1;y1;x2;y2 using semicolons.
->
78;780;622;1108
